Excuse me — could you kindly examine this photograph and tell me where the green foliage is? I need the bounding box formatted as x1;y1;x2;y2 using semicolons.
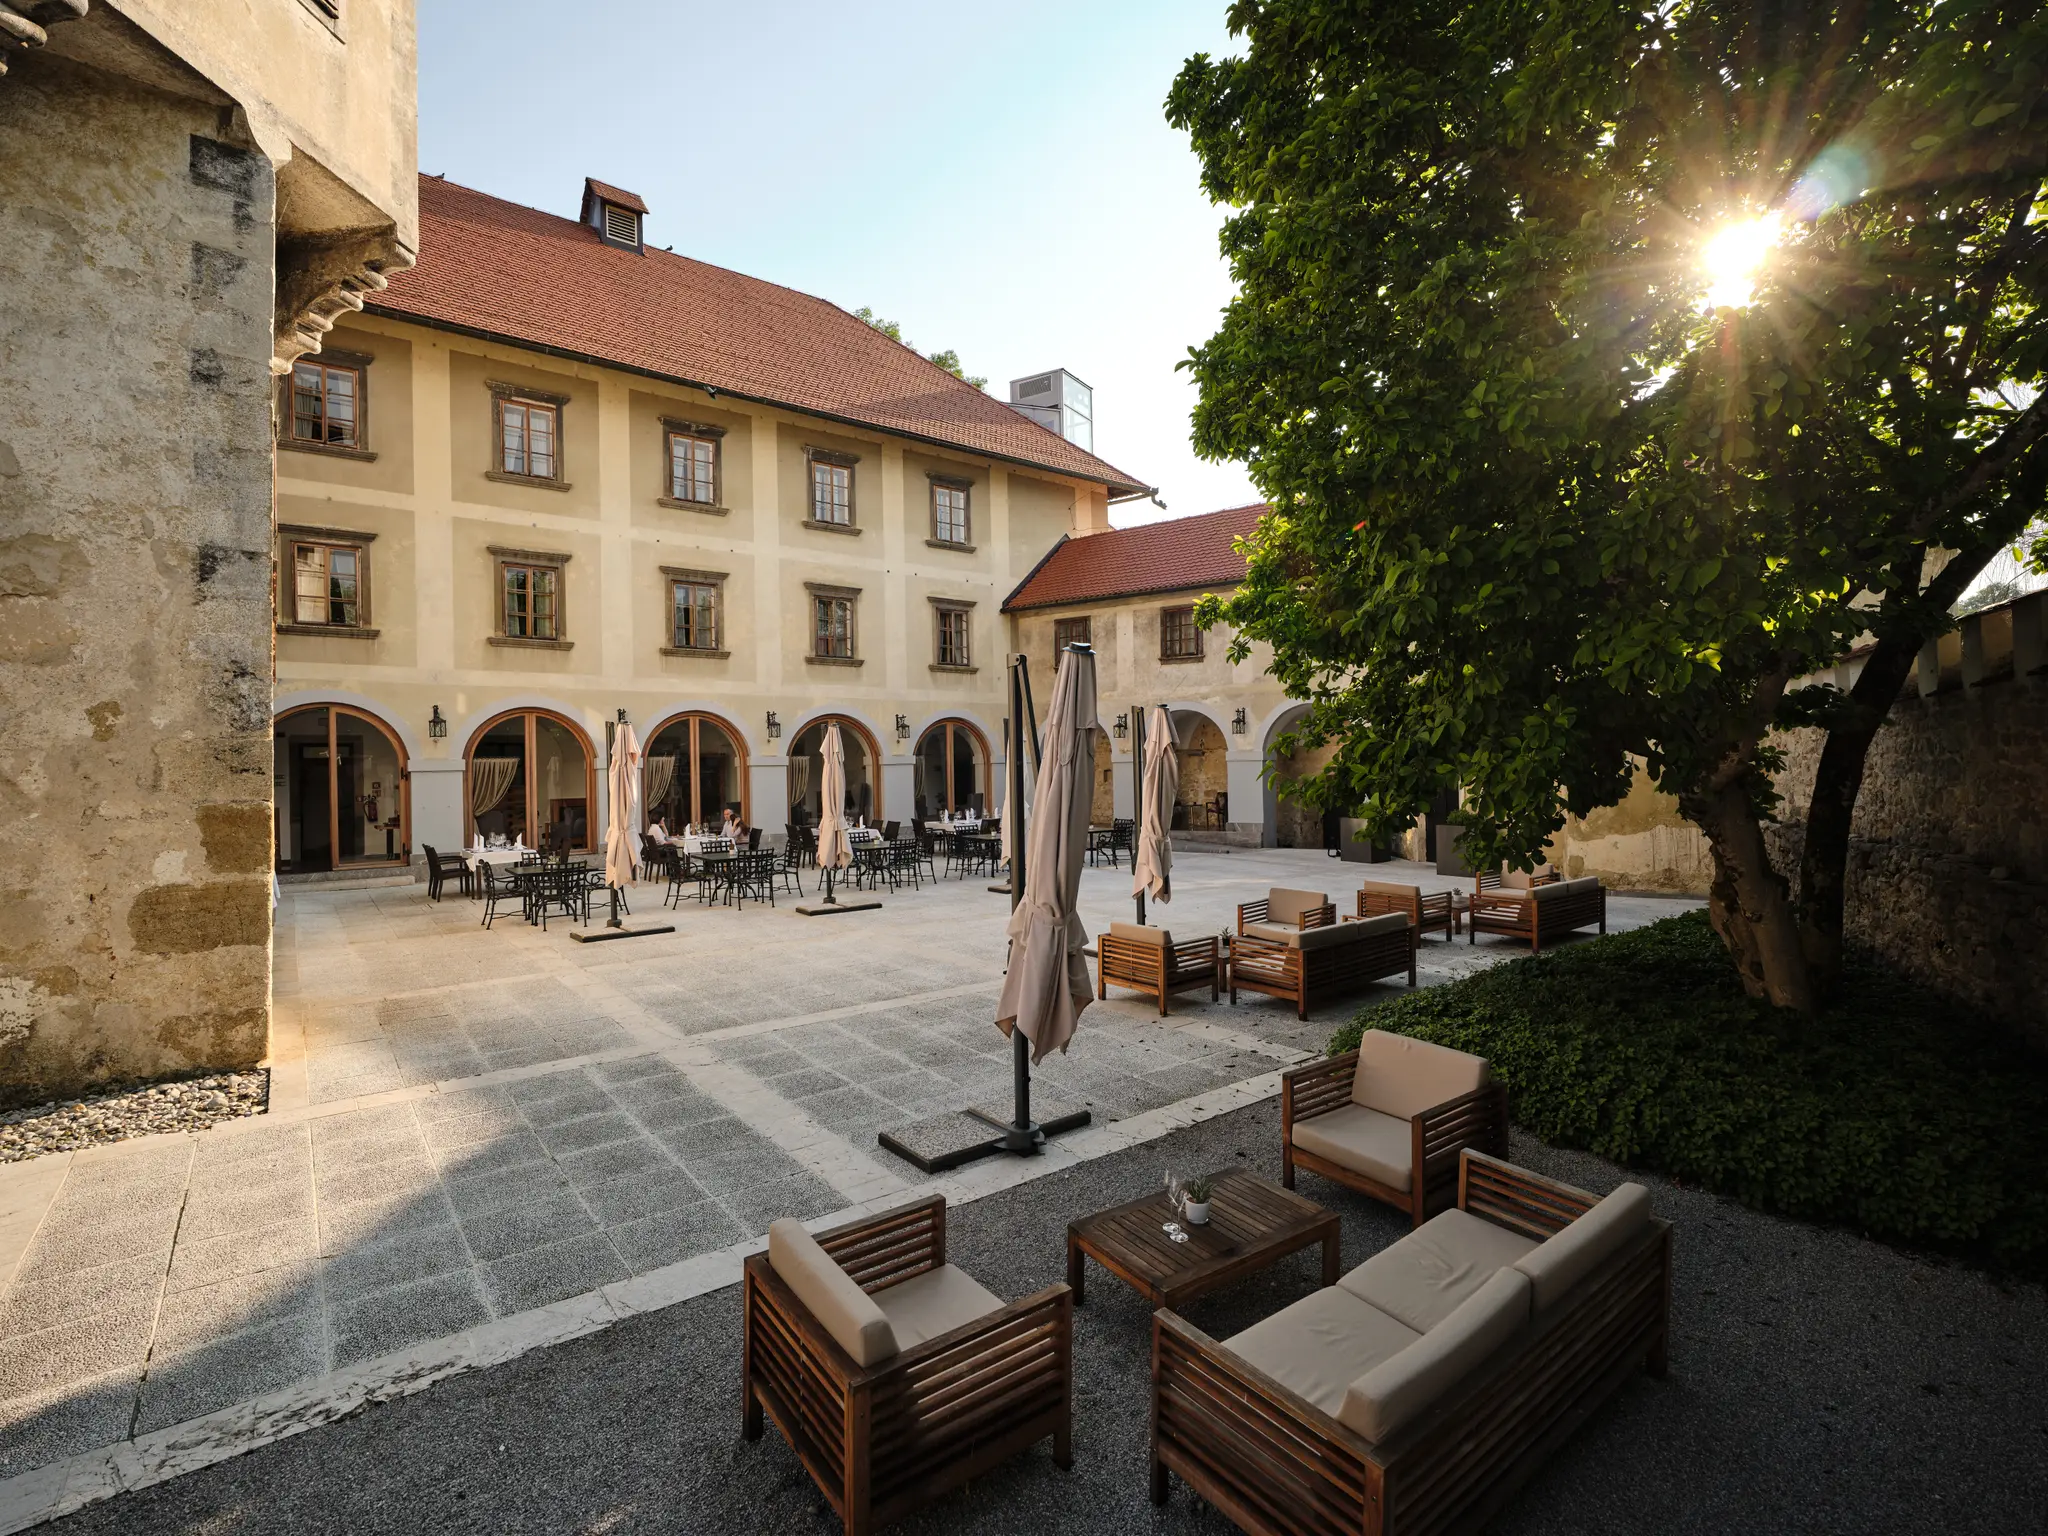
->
1329;913;2048;1273
1168;1;2048;873
853;309;988;390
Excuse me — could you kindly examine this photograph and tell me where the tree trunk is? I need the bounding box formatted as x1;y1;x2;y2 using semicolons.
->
1794;630;1921;991
1679;779;1819;1012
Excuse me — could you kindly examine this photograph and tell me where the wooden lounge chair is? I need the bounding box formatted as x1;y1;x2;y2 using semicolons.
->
1354;879;1457;942
1468;871;1606;954
1230;912;1415;1020
1281;1028;1509;1226
1236;886;1337;938
1151;1150;1672;1536
742;1195;1073;1536
1096;922;1221;1015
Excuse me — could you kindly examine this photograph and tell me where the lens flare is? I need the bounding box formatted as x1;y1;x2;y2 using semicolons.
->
1788;145;1873;222
1700;213;1781;309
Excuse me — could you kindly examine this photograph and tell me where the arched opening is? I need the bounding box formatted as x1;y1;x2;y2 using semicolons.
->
1169;710;1229;830
465;708;596;851
273;703;410;872
642;711;748;831
788;715;882;828
1263;704;1333;849
913;719;989;819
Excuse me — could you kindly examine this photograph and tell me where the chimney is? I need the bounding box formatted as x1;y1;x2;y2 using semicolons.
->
580;178;647;253
1008;369;1093;452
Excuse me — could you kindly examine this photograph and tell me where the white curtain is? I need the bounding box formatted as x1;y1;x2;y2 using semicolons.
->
469;757;518;819
789;755;812;818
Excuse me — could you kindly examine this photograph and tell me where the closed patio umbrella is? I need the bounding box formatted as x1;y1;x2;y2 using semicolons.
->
1132;705;1178;912
602;720;641;928
814;722;854;897
995;645;1098;1063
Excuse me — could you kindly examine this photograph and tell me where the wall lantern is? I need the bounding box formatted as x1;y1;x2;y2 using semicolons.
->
765;710;781;741
1113;712;1129;740
1231;707;1248;736
428;705;448;741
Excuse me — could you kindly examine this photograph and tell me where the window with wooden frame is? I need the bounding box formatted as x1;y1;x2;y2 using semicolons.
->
1052;615;1091;657
929;476;971;545
808;585;859;661
663;421;723;506
1160;604;1202;661
288;538;364;627
665;568;725;654
934;604;972;668
289;358;362;449
806;449;858;527
489;385;568;484
490;546;570;645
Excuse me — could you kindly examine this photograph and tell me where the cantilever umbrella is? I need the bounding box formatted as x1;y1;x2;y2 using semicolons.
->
995;645;1098;1064
1131;705;1178;917
602;719;641;927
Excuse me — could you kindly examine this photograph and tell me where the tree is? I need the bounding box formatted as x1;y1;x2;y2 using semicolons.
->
1168;0;2048;1010
853;307;989;390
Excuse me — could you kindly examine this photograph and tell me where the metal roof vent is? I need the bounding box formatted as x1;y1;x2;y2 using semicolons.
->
580;178;647;252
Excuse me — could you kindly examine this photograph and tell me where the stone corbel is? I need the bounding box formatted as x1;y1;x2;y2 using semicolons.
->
0;1;88;80
273;229;412;375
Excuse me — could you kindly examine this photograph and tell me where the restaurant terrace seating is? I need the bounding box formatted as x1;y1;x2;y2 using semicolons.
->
1236;887;1337;939
1229;911;1415;1020
1151;1152;1671;1536
421;844;470;902
1469;870;1607;953
1281;1028;1509;1226
1096;921;1221;1015
743;1196;1073;1536
1354;879;1458;942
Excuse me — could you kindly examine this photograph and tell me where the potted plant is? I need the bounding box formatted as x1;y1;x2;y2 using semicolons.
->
1182;1174;1214;1226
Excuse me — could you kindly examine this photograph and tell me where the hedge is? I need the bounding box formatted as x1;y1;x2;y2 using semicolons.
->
1329;911;2048;1275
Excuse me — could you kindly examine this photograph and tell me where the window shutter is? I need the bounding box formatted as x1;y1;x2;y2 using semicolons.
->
603;204;639;246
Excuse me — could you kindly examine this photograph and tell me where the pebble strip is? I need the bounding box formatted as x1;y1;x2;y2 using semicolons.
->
0;1071;270;1162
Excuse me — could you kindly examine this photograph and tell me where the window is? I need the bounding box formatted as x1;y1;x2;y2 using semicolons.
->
290;360;360;448
814;595;854;658
936;606;971;668
666;430;718;504
811;460;852;525
503;562;560;640
1053;616;1090;656
668;573;723;652
1161;605;1202;660
290;540;362;626
498;397;559;479
930;478;971;544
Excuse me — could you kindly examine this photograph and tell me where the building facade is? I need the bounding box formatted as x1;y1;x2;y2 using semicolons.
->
271;174;1151;871
0;0;417;1105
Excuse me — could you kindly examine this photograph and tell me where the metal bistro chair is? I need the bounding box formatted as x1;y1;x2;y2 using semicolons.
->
640;833;679;886
529;860;585;931
724;848;780;911
478;860;522;929
777;828;808;897
422;844;471;902
694;838;738;906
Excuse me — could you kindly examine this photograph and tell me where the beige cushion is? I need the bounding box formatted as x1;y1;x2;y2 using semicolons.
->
767;1219;898;1366
1291;1103;1411;1190
1561;875;1603;896
1514;1183;1651;1312
1266;888;1329;926
874;1263;1004;1350
1350;1028;1490;1118
1109;920;1170;950
1499;868;1542;890
1358;881;1420;908
1338;1208;1537;1332
1298;916;1402;952
1339;1267;1531;1443
1223;1285;1419;1418
1241;920;1304;945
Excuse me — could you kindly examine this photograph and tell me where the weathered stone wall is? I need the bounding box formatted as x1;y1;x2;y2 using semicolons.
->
0;57;276;1105
1767;674;2048;1052
1546;763;1715;895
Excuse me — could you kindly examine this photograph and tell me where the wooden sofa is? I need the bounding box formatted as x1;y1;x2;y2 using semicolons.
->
1354;880;1458;943
1152;1151;1672;1536
1237;886;1338;938
1282;1028;1509;1225
742;1195;1073;1535
1231;912;1415;1020
1468;872;1606;954
1097;921;1221;1015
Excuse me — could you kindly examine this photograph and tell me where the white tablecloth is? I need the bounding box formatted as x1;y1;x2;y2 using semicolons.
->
465;846;530;868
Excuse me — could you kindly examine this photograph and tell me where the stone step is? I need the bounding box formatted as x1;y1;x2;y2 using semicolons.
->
276;871;417;893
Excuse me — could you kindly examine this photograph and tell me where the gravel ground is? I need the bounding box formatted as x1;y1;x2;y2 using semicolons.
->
50;1098;2048;1535
0;1072;268;1162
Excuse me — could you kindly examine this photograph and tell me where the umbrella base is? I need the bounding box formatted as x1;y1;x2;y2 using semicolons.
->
793;898;883;916
567;924;675;943
875;1099;1092;1174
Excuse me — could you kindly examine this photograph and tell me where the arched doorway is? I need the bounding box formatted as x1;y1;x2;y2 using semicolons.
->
788;715;881;828
913;719;989;819
1170;710;1229;830
465;709;596;851
643;711;748;831
274;703;409;872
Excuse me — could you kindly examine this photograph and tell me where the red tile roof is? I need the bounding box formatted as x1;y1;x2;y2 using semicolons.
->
582;178;647;215
372;176;1150;495
1002;503;1268;612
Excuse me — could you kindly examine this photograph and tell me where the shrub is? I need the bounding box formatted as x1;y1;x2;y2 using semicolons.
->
1330;912;2048;1274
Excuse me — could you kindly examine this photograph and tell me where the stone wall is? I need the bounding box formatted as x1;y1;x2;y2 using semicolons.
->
0;58;277;1104
1546;763;1714;895
1767;657;2048;1052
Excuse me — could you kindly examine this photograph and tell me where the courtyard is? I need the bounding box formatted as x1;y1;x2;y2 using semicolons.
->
0;849;1688;1525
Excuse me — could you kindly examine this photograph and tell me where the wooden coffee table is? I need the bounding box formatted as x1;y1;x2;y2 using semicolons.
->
1066;1170;1339;1310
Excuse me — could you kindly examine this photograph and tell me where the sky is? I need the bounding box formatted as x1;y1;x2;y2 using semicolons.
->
416;1;1261;526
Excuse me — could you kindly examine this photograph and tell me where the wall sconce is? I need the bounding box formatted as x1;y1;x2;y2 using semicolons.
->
1113;712;1128;740
895;713;910;741
1231;707;1248;736
428;705;448;741
765;710;781;741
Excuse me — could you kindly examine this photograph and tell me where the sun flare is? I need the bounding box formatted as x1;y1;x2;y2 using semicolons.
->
1700;214;1781;310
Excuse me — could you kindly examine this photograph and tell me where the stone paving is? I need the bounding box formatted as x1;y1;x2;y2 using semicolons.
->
0;848;1697;1510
